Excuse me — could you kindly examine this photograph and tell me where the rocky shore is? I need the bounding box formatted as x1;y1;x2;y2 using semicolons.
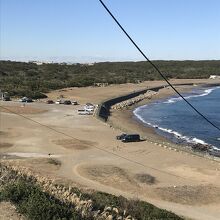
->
111;90;157;110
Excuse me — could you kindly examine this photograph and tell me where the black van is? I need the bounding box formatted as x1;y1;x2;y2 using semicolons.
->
121;134;140;142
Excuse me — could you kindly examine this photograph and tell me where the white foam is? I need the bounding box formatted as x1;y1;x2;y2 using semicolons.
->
191;137;207;145
133;86;220;148
134;109;209;146
163;127;207;145
133;108;149;124
212;146;220;151
157;126;208;145
163;87;220;104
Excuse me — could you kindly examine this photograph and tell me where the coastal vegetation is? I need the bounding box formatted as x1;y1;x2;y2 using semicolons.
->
0;60;220;99
0;180;84;220
0;179;183;220
0;163;183;220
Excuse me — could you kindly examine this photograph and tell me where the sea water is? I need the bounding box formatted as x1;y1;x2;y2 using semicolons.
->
134;86;220;149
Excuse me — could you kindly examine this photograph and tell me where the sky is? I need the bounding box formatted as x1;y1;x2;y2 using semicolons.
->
0;0;220;62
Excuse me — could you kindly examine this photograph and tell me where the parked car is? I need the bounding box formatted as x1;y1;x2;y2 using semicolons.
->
64;100;71;105
84;105;95;112
85;103;94;107
1;92;11;101
55;99;64;104
121;134;140;142
84;103;94;109
19;97;33;102
116;133;127;140
71;101;78;105
3;96;11;101
46;100;54;104
84;108;94;113
78;110;93;115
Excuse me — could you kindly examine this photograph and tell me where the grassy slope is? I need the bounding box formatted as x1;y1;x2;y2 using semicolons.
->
0;179;183;220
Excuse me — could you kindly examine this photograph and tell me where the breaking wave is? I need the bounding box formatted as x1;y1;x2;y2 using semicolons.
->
133;109;208;146
133;86;220;148
163;87;219;104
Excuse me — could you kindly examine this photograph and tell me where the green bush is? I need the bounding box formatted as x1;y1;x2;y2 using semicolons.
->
1;180;84;220
0;179;184;220
77;191;183;220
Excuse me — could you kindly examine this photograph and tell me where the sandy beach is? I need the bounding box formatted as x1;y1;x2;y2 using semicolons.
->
1;79;220;220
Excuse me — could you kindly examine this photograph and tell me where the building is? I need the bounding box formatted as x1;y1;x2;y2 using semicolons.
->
1;91;10;101
209;75;220;79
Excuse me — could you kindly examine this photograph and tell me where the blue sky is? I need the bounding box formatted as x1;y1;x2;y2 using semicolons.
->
0;0;220;62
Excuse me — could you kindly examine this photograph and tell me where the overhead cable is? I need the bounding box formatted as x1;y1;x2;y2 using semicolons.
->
99;0;220;133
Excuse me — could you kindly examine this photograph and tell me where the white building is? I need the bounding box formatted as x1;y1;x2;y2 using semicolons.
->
209;75;220;79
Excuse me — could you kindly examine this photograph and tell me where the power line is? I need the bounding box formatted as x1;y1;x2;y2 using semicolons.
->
98;0;220;133
0;104;187;180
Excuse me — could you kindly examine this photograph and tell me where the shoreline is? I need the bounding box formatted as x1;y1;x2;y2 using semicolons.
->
107;83;220;160
108;84;195;140
133;85;220;147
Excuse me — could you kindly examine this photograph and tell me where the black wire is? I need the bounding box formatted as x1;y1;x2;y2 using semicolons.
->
99;0;220;133
0;104;187;180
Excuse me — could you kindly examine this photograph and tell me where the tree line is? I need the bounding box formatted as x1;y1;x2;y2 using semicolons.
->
0;60;219;99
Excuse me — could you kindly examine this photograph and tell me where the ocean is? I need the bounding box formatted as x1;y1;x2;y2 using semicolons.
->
133;86;220;149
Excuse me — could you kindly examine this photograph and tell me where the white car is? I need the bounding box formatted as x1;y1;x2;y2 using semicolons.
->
55;99;64;104
71;101;78;105
78;110;92;115
19;97;33;102
84;107;94;112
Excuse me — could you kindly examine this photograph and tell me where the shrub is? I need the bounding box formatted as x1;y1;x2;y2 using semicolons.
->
77;191;183;220
0;178;183;220
0;180;83;220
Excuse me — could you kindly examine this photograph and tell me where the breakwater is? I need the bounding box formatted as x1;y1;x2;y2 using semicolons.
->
96;85;165;121
95;83;195;121
111;90;157;110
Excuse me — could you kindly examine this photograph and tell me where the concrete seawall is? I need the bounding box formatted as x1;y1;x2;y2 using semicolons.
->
95;83;194;121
